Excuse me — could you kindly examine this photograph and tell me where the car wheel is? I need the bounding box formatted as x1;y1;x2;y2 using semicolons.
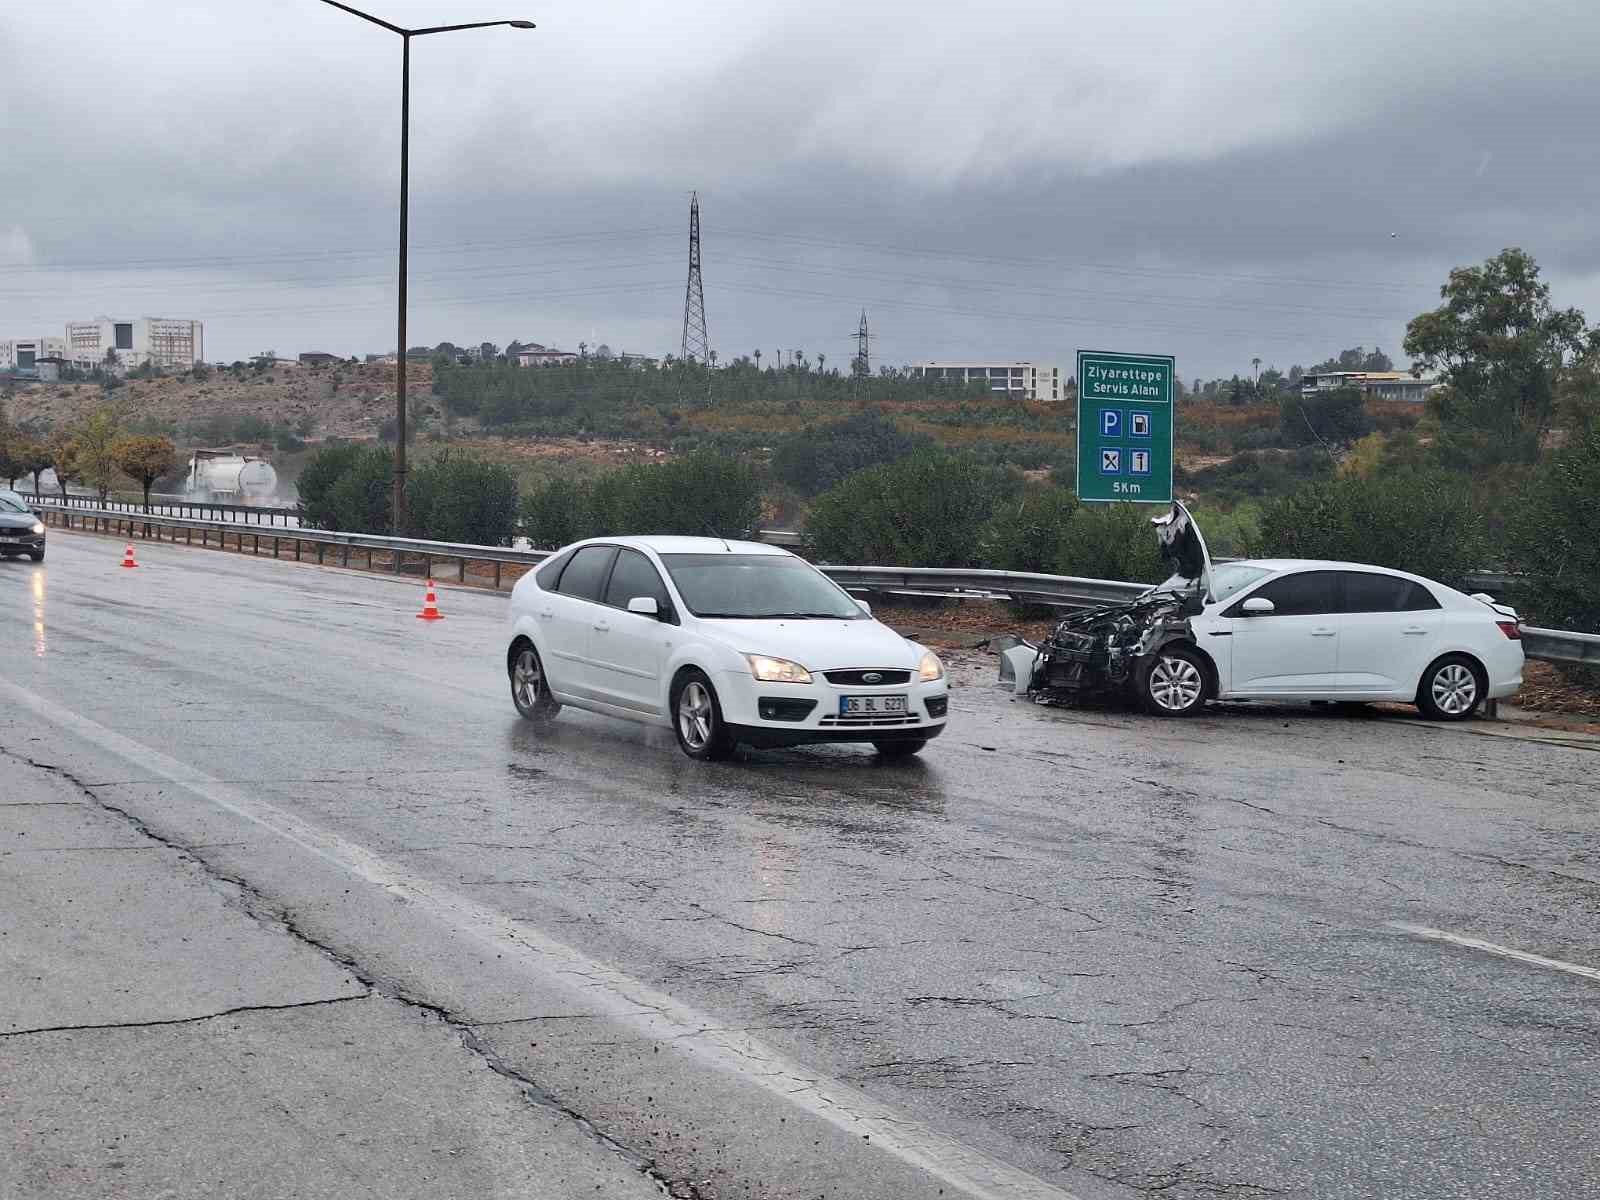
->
673;670;736;761
509;642;560;725
1417;654;1484;721
1139;646;1209;717
28;550;44;562
874;739;927;759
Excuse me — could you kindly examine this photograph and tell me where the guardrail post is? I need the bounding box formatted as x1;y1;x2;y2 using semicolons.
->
493;561;502;589
459;556;467;584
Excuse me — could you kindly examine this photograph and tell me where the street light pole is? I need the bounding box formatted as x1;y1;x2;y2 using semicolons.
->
315;2;534;534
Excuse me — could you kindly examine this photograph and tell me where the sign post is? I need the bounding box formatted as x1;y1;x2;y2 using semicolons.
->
1075;350;1175;504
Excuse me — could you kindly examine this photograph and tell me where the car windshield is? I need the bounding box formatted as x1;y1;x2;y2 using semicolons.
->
1154;563;1272;604
659;553;864;619
0;493;30;514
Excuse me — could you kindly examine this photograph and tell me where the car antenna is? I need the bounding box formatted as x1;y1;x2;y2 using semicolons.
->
699;519;732;553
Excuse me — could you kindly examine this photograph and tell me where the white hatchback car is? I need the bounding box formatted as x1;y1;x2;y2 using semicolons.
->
506;536;949;759
1018;503;1525;721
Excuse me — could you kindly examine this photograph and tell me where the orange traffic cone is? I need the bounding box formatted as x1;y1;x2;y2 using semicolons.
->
416;579;444;621
120;542;138;569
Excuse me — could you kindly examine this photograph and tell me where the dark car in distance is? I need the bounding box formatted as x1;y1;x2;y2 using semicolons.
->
0;490;46;562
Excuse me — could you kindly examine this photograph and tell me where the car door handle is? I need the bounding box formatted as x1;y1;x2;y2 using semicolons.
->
538;608;554;620
1402;626;1428;635
1311;627;1336;637
592;620;610;633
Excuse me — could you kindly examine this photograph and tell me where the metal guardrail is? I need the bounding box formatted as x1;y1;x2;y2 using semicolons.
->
31;501;1600;669
1519;626;1600;667
819;564;1146;609
37;502;546;589
20;492;299;526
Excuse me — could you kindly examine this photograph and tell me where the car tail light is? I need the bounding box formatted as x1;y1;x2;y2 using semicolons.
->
1495;621;1521;641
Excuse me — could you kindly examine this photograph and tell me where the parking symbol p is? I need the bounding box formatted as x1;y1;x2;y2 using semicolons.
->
1100;448;1121;474
1100;409;1122;438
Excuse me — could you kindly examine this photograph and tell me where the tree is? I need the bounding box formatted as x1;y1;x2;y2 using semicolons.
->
1279;386;1374;452
111;435;178;510
983;485;1079;572
771;411;930;496
45;433;82;501
296;444;367;530
70;407;127;503
1404;248;1589;464
1054;503;1170;583
1503;420;1600;631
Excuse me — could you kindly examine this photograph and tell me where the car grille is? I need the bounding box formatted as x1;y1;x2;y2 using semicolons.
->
823;669;912;686
819;713;923;728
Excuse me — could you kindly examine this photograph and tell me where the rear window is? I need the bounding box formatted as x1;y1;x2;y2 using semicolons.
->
556;545;617;602
1341;571;1441;613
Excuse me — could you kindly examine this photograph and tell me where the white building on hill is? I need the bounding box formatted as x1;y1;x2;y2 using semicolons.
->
65;316;204;372
915;361;1062;402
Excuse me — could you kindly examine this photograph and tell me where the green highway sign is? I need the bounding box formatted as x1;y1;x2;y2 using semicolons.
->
1075;350;1175;504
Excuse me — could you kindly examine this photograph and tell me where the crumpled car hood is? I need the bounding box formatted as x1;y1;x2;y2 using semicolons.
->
1150;500;1213;599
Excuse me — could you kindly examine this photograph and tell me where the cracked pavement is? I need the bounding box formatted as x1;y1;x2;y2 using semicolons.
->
3;532;1599;1199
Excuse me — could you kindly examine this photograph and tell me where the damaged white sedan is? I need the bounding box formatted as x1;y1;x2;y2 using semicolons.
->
1002;503;1524;721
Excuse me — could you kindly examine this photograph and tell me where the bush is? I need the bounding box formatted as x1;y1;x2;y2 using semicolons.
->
1503;422;1600;631
1254;469;1490;586
519;451;762;548
1054;504;1169;583
771;411;931;496
297;444;394;533
406;453;519;546
805;450;1020;567
1279;386;1374;449
983;486;1079;572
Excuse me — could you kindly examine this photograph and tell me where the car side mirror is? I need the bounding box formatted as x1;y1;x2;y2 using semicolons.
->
855;598;872;616
626;596;660;617
1240;596;1275;616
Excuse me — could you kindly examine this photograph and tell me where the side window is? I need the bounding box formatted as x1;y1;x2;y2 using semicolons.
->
1403;582;1442;611
1341;571;1413;613
534;549;572;591
1244;571;1339;617
556;545;617;602
604;548;670;611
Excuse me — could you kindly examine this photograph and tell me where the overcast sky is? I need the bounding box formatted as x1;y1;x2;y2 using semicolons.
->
4;0;1599;379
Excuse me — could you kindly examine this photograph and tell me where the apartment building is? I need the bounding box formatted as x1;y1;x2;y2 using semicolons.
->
0;335;67;370
1300;370;1436;403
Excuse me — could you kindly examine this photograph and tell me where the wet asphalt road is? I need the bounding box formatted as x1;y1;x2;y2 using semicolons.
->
2;531;1598;1199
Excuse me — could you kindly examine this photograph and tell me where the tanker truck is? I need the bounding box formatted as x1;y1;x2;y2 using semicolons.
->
186;449;279;503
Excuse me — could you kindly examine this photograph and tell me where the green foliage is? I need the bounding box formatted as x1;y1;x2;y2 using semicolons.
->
1278;387;1374;449
520;451;763;548
405;452;519;547
1254;470;1490;586
1503;422;1600;631
110;435;178;508
771;411;931;496
1176;448;1334;504
983;486;1080;572
1405;248;1589;464
72;407;125;501
1054;504;1169;583
297;444;370;530
805;451;1021;567
324;446;396;535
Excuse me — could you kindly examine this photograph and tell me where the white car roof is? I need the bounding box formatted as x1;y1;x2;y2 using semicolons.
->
1229;558;1452;591
574;535;790;557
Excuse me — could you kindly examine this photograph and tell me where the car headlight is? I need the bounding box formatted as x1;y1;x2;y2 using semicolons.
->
745;654;813;684
31;523;45;535
918;649;945;682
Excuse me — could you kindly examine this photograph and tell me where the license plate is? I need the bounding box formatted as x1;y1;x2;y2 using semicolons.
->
0;536;19;543
840;695;908;716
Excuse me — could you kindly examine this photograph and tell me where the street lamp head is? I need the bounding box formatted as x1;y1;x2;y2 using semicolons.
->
508;20;536;28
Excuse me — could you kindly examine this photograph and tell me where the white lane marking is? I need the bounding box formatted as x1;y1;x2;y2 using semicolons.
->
0;677;1081;1200
1387;922;1600;984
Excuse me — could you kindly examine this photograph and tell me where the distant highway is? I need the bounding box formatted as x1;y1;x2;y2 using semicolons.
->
2;528;1597;1200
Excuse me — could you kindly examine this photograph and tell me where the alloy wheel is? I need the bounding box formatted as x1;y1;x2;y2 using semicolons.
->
513;649;544;713
1149;655;1204;712
678;680;714;750
1430;663;1478;716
